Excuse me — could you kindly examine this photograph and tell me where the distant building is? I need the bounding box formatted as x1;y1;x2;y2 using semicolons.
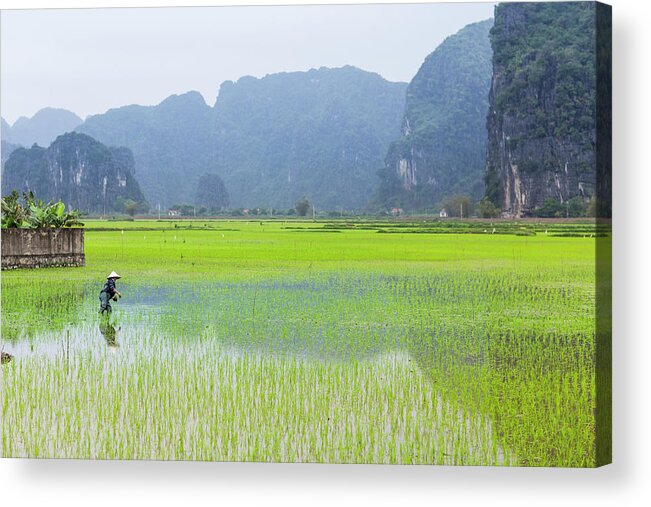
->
439;208;448;218
390;207;403;216
168;209;180;216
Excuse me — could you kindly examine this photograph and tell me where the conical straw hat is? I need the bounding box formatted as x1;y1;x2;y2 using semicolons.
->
107;271;121;279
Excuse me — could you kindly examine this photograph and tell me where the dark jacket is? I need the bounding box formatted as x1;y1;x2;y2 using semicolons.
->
101;278;117;296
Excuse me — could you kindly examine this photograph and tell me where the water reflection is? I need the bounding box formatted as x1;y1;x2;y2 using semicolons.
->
6;276;412;363
99;318;120;348
1;280;86;342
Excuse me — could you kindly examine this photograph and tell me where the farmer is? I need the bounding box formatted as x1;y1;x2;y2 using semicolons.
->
99;271;122;314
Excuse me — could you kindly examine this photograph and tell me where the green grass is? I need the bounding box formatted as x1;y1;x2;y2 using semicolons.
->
1;218;600;466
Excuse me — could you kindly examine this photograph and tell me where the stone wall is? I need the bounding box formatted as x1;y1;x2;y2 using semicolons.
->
1;228;85;269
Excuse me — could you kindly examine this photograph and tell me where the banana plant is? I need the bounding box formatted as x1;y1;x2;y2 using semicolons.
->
1;191;26;228
1;190;83;229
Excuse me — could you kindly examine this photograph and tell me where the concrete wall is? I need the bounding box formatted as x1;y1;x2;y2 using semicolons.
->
1;228;85;269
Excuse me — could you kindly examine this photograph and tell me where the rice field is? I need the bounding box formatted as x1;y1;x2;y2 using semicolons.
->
1;219;606;466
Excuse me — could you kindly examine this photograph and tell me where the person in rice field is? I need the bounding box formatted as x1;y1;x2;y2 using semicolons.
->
99;271;122;314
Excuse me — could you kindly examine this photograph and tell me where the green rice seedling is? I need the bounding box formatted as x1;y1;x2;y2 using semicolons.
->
2;218;597;466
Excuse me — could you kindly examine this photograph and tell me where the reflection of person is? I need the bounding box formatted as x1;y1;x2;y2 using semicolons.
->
99;271;123;314
99;320;120;348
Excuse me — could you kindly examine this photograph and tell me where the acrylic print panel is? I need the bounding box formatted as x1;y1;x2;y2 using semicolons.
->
0;1;611;467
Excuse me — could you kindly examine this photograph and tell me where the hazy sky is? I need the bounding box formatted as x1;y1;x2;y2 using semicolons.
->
1;2;495;124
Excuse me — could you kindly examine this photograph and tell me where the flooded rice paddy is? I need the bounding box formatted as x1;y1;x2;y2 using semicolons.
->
1;219;604;465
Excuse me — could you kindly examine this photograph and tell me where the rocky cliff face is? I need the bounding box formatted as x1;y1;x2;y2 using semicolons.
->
76;67;406;210
1;120;21;170
1;140;20;169
214;66;406;209
77;91;215;209
1;118;12;143
484;2;597;217
377;19;493;210
2;132;145;213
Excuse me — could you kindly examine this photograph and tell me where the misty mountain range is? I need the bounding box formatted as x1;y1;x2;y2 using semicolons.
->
2;3;606;217
77;66;407;210
2;108;83;148
3;67;407;211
